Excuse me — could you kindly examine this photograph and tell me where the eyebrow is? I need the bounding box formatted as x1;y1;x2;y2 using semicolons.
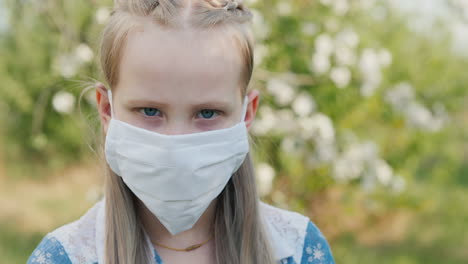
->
125;99;170;108
125;99;233;110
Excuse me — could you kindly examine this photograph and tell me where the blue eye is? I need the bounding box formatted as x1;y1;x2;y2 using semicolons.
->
140;108;160;117
198;110;218;119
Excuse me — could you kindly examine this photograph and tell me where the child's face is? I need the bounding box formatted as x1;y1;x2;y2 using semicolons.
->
97;22;259;135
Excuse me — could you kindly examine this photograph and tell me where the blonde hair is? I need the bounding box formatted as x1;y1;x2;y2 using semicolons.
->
98;0;275;263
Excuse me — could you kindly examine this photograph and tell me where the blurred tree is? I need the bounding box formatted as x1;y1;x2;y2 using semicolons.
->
0;0;110;177
1;0;468;263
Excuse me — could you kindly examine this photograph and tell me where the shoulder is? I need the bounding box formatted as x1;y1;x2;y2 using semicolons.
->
27;235;72;264
260;202;335;264
300;221;335;264
27;201;103;264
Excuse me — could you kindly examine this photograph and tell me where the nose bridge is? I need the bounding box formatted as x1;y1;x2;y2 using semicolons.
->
163;116;192;135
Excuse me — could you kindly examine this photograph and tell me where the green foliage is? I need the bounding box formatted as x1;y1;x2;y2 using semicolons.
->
0;0;109;177
0;221;44;264
0;0;467;263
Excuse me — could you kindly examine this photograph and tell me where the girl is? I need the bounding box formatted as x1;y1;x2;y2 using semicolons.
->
28;0;335;263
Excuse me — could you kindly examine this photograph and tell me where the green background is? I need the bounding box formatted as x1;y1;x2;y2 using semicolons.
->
0;0;467;263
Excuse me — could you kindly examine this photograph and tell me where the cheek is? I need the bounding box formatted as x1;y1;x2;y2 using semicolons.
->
195;118;230;131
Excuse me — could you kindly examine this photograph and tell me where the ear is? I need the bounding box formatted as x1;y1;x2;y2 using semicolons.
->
244;89;260;131
95;83;112;133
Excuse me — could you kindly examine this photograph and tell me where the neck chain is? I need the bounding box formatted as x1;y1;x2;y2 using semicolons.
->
153;235;214;252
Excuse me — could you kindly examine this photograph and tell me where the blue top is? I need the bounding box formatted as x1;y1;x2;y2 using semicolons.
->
27;221;334;264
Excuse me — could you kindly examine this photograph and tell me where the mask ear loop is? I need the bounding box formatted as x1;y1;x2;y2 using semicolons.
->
108;89;114;117
240;96;249;122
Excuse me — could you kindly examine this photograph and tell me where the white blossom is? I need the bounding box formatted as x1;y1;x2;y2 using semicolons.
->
359;48;383;97
302;22;318;36
312;34;335;74
336;29;360;48
52;91;76;114
256;163;276;196
378;48;393;67
333;141;378;182
359;0;376;10
359;48;381;70
75;44;94;63
335;47;356;66
54;54;80;78
333;0;350;16
405;101;445;131
334;29;359;66
53;44;94;78
385;82;415;110
311;52;331;74
315;141;337;163
299;116;317;139
280;136;305;156
275;109;298;133
335;45;357;66
330;66;352;88
95;7;110;24
315;34;335;56
406;102;433;127
266;78;297;106
276;1;292;16
333;156;362;182
373;159;394;185
333;140;398;191
312;113;335;142
254;44;269;66
452;0;468;20
251;9;270;40
315;113;335;142
359;48;381;72
371;5;389;21
385;83;447;132
292;93;316;117
320;0;333;6
253;108;298;135
361;82;379;97
0;3;8;33
451;21;468;57
251;106;277;135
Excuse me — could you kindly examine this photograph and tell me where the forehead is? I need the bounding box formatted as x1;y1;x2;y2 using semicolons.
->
116;20;244;101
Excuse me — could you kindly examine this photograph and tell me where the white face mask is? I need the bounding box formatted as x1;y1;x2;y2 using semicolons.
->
104;90;250;235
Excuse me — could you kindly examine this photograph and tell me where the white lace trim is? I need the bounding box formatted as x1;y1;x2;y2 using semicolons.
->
49;200;309;264
50;202;101;263
260;202;310;263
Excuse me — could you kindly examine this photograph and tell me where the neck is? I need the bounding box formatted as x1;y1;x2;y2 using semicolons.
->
137;198;217;248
